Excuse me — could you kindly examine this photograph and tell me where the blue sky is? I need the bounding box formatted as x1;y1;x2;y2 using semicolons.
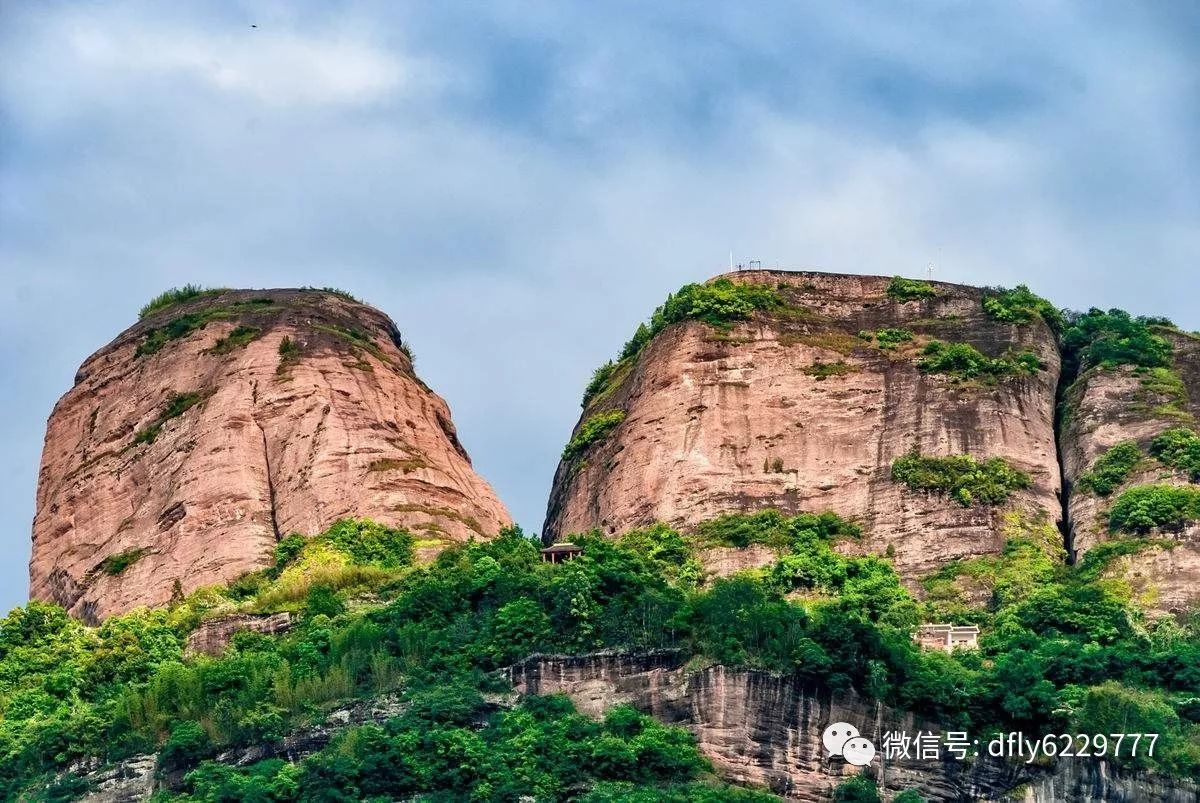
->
1;1;1198;614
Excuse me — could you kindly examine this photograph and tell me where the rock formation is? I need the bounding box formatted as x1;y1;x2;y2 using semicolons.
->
30;289;510;622
544;271;1063;583
510;652;1199;803
1060;328;1200;613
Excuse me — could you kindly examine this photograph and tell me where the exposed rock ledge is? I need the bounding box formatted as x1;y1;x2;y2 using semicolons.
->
507;652;1199;803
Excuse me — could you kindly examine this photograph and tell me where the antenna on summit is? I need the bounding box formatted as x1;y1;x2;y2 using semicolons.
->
730;251;734;271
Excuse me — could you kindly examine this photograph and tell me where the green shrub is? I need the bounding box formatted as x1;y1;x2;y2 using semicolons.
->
891;451;1031;507
893;791;927;803
563;410;627;461
917;341;1042;381
1077;441;1144;496
650;278;782;331
695;509;860;550
982;285;1064;330
158;720;212;771
206;325;261;355
833;775;881;802
139;285;226;319
860;328;914;350
99;548;149;576
1109;484;1200;533
133;391;208;445
886;276;937;302
323;519;413;569
1061;308;1173;374
1151;428;1200;481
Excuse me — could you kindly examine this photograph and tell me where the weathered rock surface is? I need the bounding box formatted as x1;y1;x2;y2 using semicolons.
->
544;271;1062;583
31;289;510;622
184;612;294;656
509;652;1199;803
1060;329;1200;614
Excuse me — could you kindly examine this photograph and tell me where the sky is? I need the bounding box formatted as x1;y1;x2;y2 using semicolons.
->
1;1;1198;614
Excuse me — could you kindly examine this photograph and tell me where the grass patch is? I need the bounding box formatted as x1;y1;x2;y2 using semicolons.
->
137;299;276;357
859;328;914;350
1077;441;1145;496
133;391;208;446
694;509;860;550
1150;428;1200;481
886;276;937;301
368;456;429;474
139;285;227;319
803;360;856;380
1133;367;1193;422
917;340;1043;382
892;451;1031;507
206;325;262;355
562;410;626;461
99;548;149;576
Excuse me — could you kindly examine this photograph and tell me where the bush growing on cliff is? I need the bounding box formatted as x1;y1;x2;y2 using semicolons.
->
1108;484;1200;533
891;451;1031;507
1061;308;1173;374
563;410;627;461
1077;441;1144;496
833;775;881;802
886;276;938;302
859;328;914;350
916;341;1043;382
981;285;1065;331
1151;428;1200;481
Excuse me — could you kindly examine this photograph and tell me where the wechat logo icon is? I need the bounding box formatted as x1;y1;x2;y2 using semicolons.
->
822;722;876;767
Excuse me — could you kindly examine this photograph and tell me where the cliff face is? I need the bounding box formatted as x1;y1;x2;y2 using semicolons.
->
510;653;1198;803
544;271;1062;583
1061;329;1200;614
30;289;510;622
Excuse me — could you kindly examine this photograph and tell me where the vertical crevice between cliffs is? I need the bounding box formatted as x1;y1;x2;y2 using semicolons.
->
255;418;282;542
1053;345;1076;564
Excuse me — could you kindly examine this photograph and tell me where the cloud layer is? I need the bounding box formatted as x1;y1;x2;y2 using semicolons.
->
1;1;1197;613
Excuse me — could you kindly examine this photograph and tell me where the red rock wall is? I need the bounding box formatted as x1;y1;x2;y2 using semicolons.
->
30;289;510;622
543;271;1062;583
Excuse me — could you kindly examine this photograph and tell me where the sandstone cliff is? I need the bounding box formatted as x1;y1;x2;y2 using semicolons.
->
510;652;1198;803
31;289;510;621
544;271;1063;583
1060;328;1200;614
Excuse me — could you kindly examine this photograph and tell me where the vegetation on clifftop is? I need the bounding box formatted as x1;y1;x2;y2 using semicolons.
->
981;285;1064;331
139;285;228;319
581;278;784;407
886;276;937;302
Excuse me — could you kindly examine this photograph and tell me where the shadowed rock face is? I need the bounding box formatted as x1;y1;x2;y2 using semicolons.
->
30;289;510;622
510;653;1198;803
543;270;1062;584
1061;329;1200;614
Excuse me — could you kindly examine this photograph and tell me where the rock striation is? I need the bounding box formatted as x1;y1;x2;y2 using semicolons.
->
30;289;510;622
544;271;1063;583
1060;328;1200;614
510;652;1199;803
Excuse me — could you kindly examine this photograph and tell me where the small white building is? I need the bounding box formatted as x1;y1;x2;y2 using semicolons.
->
915;623;980;652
